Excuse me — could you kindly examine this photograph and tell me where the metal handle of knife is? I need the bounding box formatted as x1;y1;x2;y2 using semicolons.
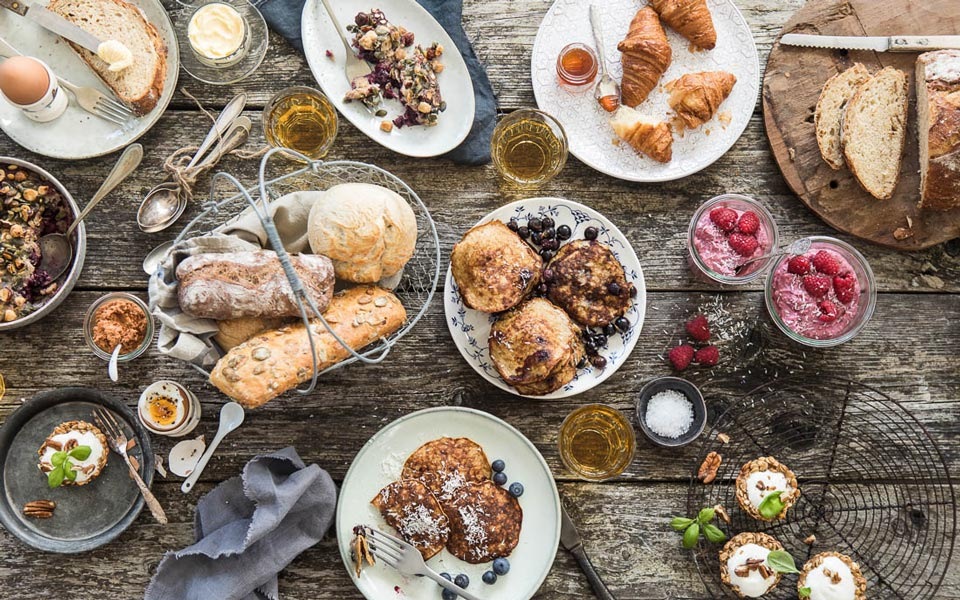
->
0;0;28;17
570;544;616;600
889;35;960;51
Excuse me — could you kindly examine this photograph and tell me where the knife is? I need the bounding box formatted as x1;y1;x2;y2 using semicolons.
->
560;503;615;600
781;33;960;52
0;0;102;54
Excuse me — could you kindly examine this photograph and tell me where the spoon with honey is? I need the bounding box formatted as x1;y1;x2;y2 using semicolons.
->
589;5;620;112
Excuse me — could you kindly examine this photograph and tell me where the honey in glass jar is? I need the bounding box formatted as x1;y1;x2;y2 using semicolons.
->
556;43;598;86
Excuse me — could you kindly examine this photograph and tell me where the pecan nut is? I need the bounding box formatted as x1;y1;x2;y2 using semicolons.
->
23;499;56;518
698;451;722;484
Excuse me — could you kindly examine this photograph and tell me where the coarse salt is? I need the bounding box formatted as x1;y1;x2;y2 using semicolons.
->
645;389;694;438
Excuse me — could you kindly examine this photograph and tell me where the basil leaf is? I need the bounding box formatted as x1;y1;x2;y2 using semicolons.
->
682;523;700;549
758;491;785;520
671;517;695;531
65;467;77;481
47;466;64;489
702;523;727;544
798;587;811;598
69;445;92;460
766;550;800;574
697;507;716;524
51;451;66;467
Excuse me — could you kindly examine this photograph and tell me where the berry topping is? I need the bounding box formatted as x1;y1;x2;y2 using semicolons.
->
614;316;630;332
584;226;598;240
440;573;452;581
668;344;696;371
728;232;759;257
528;217;543;232
482;571;498;585
492;471;507;486
589;355;607;369
491;459;505;472
817;300;839;323
442;589;457;600
454;574;469;588
493;558;510;575
787;255;812;275
685;314;711;342
709;207;738;232
802;274;832;298
833;272;857;304
556;224;572;240
541;217;555;229
508;482;524;497
695;345;719;367
812;250;842;276
737;211;760;235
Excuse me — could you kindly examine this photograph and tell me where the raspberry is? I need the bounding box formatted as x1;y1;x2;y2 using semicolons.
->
695;345;720;366
737;211;760;235
812;250;842;276
668;344;695;371
728;233;759;257
802;274;832;298
833;272;857;304
709;207;738;232
817;300;839;323
685;314;711;342
787;255;812;275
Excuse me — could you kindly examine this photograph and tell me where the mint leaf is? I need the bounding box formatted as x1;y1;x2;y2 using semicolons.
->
65;467;77;481
703;523;727;544
798;587;811;598
697;507;716;524
69;445;92;460
758;491;785;520
671;517;695;531
47;465;64;488
766;550;800;574
682;523;700;549
51;451;66;467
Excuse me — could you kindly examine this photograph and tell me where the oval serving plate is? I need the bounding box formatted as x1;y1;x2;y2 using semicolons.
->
337;407;561;600
0;0;179;160
445;198;646;399
0;387;153;553
301;0;475;158
531;0;759;182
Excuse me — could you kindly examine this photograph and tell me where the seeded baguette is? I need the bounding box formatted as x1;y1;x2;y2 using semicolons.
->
917;50;960;211
815;63;871;170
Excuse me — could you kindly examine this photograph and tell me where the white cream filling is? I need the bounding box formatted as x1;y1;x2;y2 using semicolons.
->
805;556;857;600
726;543;777;598
38;430;105;483
746;470;792;508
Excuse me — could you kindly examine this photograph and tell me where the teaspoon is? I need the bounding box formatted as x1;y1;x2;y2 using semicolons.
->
181;402;245;493
589;4;620;112
735;238;813;275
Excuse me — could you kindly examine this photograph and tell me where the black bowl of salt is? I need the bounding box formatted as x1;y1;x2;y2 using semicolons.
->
635;377;706;448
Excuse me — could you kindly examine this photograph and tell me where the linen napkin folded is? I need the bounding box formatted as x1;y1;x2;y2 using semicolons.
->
255;0;497;164
145;447;337;600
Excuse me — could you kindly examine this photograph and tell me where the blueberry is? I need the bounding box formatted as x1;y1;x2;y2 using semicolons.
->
440;572;452;582
493;558;511;575
528;217;543;232
537;283;548;295
589;355;607;369
530;231;542;245
508;482;524;497
584;342;597;356
540;250;555;261
607;281;621;295
576;356;588;369
556;224;572;240
493;471;508;485
454;574;469;588
629;284;637;297
615;316;630;332
541;217;555;229
602;323;617;337
442;589;458;600
491;459;505;472
482;571;498;585
542;268;555;282
507;218;519;232
517;226;530;239
540;238;559;251
541;227;555;240
584;226;598;240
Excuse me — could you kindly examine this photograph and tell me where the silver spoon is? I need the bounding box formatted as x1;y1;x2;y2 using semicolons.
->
137;94;247;233
181;402;245;493
735;238;813;274
142;240;174;275
589;4;620;112
107;343;121;382
38;143;143;280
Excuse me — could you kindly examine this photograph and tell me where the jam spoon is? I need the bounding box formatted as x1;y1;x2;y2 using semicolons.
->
589;4;620;112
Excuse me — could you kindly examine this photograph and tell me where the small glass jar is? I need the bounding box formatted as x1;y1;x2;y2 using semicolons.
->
138;380;201;437
558;404;635;482
83;292;154;362
491;108;569;188
187;1;250;68
263;86;339;161
556;43;598;87
687;194;780;285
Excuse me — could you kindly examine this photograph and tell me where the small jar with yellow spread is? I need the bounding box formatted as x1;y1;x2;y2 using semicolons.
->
187;2;249;68
138;380;201;437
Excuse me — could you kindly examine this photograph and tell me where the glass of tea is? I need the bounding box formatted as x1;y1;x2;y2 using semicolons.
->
558;404;636;482
262;86;338;160
491;108;568;188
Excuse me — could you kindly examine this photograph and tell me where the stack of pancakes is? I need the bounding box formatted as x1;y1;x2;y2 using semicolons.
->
371;437;523;563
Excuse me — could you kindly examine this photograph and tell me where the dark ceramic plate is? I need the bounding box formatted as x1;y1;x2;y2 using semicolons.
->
0;387;154;553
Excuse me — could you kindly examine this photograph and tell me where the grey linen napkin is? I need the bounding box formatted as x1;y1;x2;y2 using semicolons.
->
145;447;337;600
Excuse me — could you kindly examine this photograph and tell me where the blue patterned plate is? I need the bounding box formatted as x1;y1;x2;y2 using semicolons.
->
444;198;646;398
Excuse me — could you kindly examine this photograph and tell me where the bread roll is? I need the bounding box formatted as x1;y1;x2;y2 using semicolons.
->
307;183;417;283
177;251;334;320
214;317;289;351
210;286;406;407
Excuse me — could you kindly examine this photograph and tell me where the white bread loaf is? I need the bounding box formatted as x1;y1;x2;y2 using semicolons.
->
815;63;871;170
917;50;960;211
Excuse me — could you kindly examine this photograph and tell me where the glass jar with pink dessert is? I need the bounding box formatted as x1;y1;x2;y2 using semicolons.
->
764;236;876;347
687;194;780;285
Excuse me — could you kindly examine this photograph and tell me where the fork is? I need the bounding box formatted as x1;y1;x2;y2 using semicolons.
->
318;0;371;82
363;526;483;600
93;407;168;524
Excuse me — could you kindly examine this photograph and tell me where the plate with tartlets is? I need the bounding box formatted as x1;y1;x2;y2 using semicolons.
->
0;387;153;553
336;407;560;600
445;197;646;398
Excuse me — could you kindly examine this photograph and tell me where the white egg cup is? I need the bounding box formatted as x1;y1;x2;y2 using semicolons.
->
0;59;68;123
138;380;201;437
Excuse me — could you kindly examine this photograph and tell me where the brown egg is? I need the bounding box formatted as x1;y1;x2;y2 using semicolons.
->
0;56;50;106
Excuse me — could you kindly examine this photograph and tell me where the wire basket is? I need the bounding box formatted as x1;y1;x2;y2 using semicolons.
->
688;376;956;599
168;148;441;393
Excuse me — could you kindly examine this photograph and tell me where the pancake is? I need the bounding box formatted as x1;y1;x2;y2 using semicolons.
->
445;480;523;563
371;479;450;560
546;240;632;327
402;437;492;502
451;220;542;313
513;339;584;396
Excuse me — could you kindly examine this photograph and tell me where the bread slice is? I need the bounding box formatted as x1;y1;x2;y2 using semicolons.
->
841;67;909;200
917;50;960;211
46;0;167;115
815;63;871;170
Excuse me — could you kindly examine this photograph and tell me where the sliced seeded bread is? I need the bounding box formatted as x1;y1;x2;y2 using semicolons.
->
814;63;871;170
841;67;909;200
916;50;960;211
46;0;167;115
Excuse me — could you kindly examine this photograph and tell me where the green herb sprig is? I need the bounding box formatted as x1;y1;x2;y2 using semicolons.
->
766;549;801;574
47;445;92;489
798;587;811;598
758;491;786;520
671;506;727;549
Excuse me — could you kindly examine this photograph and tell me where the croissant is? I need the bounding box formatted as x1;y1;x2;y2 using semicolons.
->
666;71;737;129
649;0;717;50
617;7;672;107
610;106;673;162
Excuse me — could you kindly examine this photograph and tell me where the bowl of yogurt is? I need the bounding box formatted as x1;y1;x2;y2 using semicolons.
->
764;236;876;347
687;194;779;285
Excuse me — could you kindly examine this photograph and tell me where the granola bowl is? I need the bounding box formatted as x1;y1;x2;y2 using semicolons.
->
0;157;86;332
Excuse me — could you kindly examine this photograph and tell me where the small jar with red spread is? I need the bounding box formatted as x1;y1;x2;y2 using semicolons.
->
556;43;598;87
83;292;154;362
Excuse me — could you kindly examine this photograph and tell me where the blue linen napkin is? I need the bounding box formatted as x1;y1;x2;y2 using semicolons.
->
255;0;496;164
144;447;337;600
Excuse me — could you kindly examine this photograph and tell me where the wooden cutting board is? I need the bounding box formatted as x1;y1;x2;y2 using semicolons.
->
763;0;960;250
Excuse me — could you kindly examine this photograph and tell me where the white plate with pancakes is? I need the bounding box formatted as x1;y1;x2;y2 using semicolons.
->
337;407;561;600
445;198;646;399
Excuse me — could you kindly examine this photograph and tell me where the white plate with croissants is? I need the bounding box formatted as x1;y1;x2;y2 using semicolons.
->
531;0;759;182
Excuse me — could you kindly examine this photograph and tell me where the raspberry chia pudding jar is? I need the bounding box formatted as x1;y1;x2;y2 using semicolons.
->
764;236;876;347
687;194;779;285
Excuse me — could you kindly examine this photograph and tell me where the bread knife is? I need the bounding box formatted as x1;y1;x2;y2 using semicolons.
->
781;33;960;52
0;0;102;54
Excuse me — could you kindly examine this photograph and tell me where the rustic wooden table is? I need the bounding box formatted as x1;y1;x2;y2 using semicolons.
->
0;0;957;598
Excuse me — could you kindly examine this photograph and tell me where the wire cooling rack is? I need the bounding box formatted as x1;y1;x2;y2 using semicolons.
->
688;376;956;599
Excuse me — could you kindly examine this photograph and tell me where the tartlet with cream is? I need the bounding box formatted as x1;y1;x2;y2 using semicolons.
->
735;456;800;521
719;532;784;598
799;552;867;600
37;420;109;486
